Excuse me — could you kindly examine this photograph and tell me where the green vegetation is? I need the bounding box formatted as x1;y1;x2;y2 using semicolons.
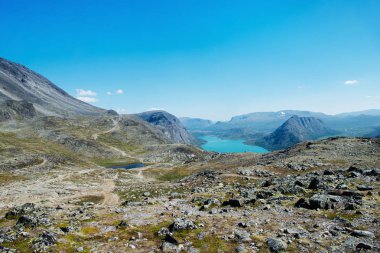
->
0;132;83;163
73;195;105;205
325;210;361;221
0;173;26;186
81;226;100;235
97;132;140;152
192;234;237;253
1;238;32;252
95;158;141;167
152;166;193;182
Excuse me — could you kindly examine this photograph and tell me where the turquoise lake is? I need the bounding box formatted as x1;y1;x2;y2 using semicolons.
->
199;135;269;153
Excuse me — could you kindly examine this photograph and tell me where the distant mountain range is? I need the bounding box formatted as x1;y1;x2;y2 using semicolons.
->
181;109;380;150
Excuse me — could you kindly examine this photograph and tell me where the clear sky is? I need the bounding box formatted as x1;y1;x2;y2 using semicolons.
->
1;0;379;120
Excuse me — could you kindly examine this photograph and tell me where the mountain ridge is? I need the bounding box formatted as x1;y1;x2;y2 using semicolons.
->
0;57;105;117
135;110;197;145
256;115;338;150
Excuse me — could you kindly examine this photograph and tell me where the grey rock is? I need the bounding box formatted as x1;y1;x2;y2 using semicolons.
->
236;244;247;253
187;247;200;253
197;232;205;240
157;227;170;237
356;242;372;250
169;218;197;232
357;185;374;191
308;177;324;190
309;194;344;210
116;220;129;229
0;100;36;121
351;230;375;238
234;230;252;242
267;237;287;252
161;241;177;252
222;199;243;207
16;215;38;228
33;231;57;251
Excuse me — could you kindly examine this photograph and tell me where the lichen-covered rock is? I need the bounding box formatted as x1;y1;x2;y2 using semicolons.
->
309;194;345;210
32;231;57;251
267;238;287;252
169;218;197;232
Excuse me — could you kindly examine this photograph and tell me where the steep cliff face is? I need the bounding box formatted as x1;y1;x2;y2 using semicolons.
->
260;116;337;150
135;110;197;145
0;57;104;117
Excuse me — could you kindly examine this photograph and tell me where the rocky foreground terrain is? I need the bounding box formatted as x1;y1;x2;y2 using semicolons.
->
0;135;379;252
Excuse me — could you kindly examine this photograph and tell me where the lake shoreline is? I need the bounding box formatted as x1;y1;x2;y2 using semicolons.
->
199;135;268;153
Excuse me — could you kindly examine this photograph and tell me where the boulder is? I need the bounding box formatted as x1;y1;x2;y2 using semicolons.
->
169;218;197;232
222;199;243;207
16;215;38;228
234;230;252;242
308;177;324;190
356;242;373;250
357;185;374;191
267;238;287;252
309;194;344;210
294;198;310;209
351;230;375;238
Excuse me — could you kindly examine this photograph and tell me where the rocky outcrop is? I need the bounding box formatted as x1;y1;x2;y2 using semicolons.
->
0;100;37;121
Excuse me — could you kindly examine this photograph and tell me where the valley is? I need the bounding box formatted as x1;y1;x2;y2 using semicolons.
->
0;57;379;253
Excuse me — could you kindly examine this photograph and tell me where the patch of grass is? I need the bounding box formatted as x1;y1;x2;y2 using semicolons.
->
192;234;237;253
97;133;140;152
74;195;104;205
0;132;84;164
54;242;80;253
81;226;100;235
0;173;26;186
156;166;193;182
2;237;32;252
95;158;141;167
325;211;360;221
16;157;45;169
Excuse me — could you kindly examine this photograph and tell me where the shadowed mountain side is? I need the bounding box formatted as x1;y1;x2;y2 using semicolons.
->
255;116;338;150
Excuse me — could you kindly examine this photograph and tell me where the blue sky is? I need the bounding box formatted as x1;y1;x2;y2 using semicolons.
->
1;0;379;120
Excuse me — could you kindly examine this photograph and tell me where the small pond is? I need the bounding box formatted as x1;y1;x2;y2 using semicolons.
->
111;163;145;170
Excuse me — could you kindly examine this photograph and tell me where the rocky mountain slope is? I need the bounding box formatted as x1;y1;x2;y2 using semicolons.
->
0;57;206;166
257;116;337;150
0;57;104;117
136;110;197;145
